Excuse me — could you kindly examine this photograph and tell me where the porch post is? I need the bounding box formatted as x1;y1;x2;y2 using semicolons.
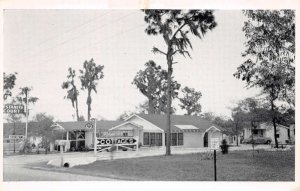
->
136;135;139;151
75;131;78;149
66;131;69;140
93;119;97;156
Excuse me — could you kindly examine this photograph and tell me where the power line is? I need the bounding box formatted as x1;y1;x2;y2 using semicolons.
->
41;23;147;65
26;11;140;65
35;11;111;49
11;11;111;61
10;10;137;65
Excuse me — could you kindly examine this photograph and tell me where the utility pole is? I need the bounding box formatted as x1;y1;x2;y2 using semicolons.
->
25;90;29;139
214;149;217;181
13;121;16;153
93;118;97;156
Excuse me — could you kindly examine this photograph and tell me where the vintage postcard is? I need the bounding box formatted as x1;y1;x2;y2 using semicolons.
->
1;0;299;191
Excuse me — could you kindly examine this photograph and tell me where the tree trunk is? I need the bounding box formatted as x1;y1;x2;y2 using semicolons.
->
75;97;79;121
236;123;239;147
157;99;164;114
166;54;173;156
271;99;279;148
251;125;254;157
87;90;92;121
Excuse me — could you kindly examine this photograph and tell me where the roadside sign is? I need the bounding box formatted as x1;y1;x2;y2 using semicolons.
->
4;104;25;114
97;138;113;145
85;122;93;129
115;137;137;144
211;138;220;149
9;135;25;139
97;137;137;146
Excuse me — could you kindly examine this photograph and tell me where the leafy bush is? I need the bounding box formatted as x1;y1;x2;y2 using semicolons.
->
220;139;229;154
19;139;33;154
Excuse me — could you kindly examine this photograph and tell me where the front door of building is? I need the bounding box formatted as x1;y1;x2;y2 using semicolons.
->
204;132;208;147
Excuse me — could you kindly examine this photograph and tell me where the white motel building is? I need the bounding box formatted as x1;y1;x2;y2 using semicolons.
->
53;114;224;151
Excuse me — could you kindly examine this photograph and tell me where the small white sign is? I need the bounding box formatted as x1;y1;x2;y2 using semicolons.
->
85;123;93;129
9;135;25;139
211;138;220;149
4;104;25;114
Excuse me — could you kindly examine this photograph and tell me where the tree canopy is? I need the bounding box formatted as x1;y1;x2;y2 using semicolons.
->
3;72;17;100
179;86;202;116
132;60;180;114
62;67;80;121
79;58;104;121
234;10;295;105
16;87;38;117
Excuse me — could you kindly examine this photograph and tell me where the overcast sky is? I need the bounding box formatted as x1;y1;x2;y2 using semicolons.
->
4;10;259;122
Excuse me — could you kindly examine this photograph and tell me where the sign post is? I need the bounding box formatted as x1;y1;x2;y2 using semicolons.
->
214;149;217;181
92;119;97;156
25;95;29;139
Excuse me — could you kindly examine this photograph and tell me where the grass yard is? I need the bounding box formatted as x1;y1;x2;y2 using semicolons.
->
64;150;295;181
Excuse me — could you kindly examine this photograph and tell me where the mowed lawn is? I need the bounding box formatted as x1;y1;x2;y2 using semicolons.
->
66;150;295;181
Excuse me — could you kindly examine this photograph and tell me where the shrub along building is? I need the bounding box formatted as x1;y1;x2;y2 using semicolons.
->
53;114;224;151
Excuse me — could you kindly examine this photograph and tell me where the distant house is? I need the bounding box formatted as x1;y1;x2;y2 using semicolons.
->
289;124;295;143
53;114;224;151
222;130;242;146
242;122;293;144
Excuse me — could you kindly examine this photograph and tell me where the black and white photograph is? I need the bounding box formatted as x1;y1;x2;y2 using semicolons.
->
1;0;298;190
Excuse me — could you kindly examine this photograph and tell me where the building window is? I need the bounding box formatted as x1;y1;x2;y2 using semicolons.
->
178;133;183;146
164;132;184;146
155;133;162;146
171;133;178;146
143;132;149;145
276;134;280;138
123;132;128;137
150;133;156;145
144;132;162;146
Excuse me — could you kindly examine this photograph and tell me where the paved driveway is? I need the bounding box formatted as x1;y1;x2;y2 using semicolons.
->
3;153;116;181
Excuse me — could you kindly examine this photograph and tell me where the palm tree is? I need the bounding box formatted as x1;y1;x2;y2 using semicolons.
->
17;86;39;138
62;67;80;121
79;58;104;121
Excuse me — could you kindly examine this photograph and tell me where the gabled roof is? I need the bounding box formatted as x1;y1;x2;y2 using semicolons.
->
136;114;219;132
109;121;143;131
56;121;123;132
